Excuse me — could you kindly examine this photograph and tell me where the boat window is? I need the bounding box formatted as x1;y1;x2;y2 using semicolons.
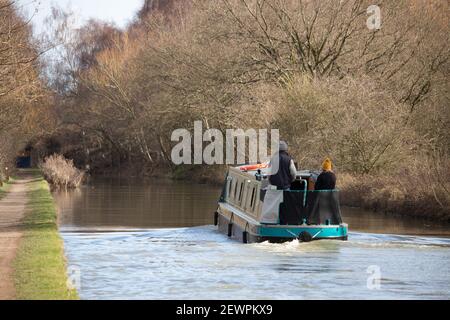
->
230;179;235;201
249;187;256;211
227;177;233;199
234;180;239;201
238;182;244;203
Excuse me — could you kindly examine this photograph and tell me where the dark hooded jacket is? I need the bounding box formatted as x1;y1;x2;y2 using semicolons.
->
269;151;296;190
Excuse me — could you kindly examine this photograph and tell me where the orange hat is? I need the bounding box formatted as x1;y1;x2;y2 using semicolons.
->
322;158;332;171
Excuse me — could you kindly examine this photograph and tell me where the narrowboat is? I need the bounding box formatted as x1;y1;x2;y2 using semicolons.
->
214;165;348;243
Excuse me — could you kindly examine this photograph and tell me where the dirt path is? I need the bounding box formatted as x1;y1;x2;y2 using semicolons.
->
0;171;35;300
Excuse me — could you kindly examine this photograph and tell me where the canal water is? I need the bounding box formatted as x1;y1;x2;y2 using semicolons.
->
54;177;450;300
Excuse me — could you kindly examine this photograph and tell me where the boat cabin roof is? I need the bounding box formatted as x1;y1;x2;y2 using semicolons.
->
231;165;317;179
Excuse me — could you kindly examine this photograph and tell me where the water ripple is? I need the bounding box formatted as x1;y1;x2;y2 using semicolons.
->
61;226;450;300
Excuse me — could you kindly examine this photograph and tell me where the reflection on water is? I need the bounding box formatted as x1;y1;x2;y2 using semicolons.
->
54;176;450;236
54;176;450;300
55;177;221;230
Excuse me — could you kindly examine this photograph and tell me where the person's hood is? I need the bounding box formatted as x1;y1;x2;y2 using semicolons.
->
279;141;288;152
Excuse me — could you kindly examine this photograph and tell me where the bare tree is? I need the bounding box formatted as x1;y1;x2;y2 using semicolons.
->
0;0;54;183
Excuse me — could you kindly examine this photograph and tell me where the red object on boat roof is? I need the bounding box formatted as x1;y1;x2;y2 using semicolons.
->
239;163;268;171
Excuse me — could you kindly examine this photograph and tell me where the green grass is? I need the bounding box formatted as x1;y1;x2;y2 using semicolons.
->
14;176;79;300
0;177;15;200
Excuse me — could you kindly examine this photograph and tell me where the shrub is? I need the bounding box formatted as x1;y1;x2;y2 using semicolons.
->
338;155;450;221
40;154;85;189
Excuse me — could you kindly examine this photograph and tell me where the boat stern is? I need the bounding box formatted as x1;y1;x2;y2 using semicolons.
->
257;223;348;242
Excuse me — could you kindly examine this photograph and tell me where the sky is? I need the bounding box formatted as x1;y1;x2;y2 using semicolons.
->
17;0;145;34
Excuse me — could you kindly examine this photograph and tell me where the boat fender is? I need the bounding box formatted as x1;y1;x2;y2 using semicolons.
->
227;213;234;237
227;223;233;237
242;231;248;243
242;222;249;244
299;231;312;242
213;211;219;226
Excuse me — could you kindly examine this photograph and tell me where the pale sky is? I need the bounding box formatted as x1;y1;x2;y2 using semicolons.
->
17;0;145;34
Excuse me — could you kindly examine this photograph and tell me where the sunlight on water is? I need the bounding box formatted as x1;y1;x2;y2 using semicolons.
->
62;227;450;300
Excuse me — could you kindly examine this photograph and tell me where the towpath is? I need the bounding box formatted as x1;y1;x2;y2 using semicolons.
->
0;171;35;300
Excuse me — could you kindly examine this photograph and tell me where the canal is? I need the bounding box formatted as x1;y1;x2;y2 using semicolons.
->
53;177;450;299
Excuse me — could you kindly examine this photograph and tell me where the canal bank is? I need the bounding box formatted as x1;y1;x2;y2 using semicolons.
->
0;170;77;300
108;163;450;222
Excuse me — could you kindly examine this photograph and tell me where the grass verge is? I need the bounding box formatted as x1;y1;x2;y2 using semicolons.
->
13;176;78;300
0;177;15;200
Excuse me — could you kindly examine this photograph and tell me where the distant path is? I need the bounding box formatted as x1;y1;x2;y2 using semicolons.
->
0;171;35;300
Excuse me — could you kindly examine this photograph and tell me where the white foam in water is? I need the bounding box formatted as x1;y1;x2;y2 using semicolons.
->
61;226;450;300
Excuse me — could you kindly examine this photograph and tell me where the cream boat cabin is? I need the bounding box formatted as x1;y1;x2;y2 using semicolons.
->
214;165;348;243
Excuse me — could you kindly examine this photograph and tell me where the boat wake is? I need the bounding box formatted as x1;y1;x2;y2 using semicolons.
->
61;225;450;249
344;232;450;249
61;226;450;299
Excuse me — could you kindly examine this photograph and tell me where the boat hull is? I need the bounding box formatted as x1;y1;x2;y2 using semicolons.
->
216;206;348;243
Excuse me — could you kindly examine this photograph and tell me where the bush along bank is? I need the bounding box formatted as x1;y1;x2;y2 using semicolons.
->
338;172;450;222
40;154;85;190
